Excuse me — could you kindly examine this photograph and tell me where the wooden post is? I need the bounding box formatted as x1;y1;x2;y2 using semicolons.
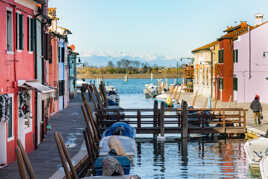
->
137;110;141;128
238;110;241;127
192;91;198;107
181;138;188;165
243;110;247;129
153;100;158;138
160;102;165;137
223;110;226;133
181;100;188;139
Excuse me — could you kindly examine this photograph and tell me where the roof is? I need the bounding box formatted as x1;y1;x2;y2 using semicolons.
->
192;41;218;53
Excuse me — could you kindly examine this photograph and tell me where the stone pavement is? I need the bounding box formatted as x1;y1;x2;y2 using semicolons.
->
0;95;87;179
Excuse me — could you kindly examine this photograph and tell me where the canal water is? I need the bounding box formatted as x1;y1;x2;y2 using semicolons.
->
90;78;256;179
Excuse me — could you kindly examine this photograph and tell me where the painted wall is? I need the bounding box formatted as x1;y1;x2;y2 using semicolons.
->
234;23;268;103
217;39;234;102
0;0;37;164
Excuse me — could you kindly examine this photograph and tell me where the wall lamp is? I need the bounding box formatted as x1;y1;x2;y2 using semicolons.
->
263;52;268;57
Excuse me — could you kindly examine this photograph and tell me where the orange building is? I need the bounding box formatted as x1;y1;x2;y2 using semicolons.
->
215;22;250;102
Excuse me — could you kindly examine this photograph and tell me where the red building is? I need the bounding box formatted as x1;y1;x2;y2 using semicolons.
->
0;0;51;165
214;22;249;102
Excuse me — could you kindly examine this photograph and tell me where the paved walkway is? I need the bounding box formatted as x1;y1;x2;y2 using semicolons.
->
0;95;86;179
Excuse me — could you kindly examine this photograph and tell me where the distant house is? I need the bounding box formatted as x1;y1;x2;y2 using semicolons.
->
233;14;268;103
192;41;219;101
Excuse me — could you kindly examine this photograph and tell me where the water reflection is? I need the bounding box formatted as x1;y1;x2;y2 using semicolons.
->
131;138;253;179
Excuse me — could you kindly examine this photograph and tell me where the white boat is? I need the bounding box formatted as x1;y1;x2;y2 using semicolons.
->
124;74;128;82
144;83;158;98
244;137;268;170
260;148;268;179
76;79;89;89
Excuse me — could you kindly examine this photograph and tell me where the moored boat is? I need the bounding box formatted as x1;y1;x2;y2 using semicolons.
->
144;83;158;98
103;122;136;138
98;136;137;157
106;85;120;106
260;148;268;179
244;137;268;171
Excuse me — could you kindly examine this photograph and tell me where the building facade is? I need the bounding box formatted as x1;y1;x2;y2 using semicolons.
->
234;21;268;103
0;0;51;164
192;41;219;101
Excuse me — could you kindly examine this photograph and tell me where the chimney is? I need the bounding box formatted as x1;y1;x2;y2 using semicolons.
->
255;13;264;25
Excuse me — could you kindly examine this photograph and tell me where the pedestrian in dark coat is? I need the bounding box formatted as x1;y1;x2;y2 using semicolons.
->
250;95;262;125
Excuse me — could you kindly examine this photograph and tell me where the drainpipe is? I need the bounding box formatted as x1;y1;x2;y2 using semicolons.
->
248;26;252;79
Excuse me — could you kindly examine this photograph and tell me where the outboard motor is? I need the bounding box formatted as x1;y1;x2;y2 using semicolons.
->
113;126;125;136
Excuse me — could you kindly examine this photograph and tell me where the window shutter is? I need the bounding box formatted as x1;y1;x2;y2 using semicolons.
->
233;77;238;91
236;50;238;63
16;13;19;49
61;47;65;63
19;14;24;50
8;97;12;138
48;34;52;63
31;19;35;51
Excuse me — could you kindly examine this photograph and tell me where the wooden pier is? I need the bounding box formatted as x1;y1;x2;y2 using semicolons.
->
83;84;248;139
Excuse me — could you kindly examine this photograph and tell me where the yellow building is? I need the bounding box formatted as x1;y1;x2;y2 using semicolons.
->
192;41;219;101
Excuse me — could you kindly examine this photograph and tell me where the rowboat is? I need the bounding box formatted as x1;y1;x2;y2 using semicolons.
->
244;137;268;170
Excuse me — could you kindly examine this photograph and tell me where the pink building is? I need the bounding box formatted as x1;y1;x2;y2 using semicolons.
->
234;15;268;103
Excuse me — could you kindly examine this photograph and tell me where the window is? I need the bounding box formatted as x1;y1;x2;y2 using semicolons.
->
27;17;34;51
7;10;13;52
233;77;238;91
59;80;65;96
218;49;224;63
61;47;65;62
233;49;238;63
219;78;223;89
16;12;24;50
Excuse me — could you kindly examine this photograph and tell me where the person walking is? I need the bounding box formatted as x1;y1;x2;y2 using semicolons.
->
250;95;263;125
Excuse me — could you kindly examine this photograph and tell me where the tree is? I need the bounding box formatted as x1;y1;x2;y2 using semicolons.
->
107;60;114;68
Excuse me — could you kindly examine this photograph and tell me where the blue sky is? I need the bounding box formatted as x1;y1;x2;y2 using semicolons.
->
49;0;268;59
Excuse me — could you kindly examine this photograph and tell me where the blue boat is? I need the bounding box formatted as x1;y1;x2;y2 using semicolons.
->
103;122;136;138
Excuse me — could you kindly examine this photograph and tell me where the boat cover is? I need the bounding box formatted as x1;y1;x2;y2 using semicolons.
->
99;136;136;157
103;122;136;138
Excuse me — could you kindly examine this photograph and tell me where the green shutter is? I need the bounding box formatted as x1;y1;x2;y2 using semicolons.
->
19;14;24;50
27;17;30;51
233;77;238;91
31;19;34;51
8;98;12;138
235;49;238;63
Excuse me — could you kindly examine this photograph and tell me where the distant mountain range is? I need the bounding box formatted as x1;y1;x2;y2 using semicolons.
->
80;55;193;67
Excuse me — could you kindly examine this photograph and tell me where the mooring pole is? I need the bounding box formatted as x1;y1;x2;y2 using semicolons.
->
160;102;165;137
153;100;158;139
181;100;188;139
